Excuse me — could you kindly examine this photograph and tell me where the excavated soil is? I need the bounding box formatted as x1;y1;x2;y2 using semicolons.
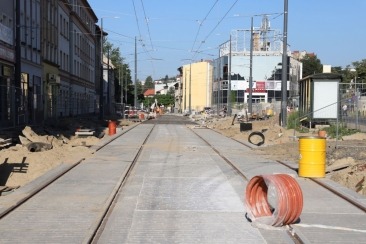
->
203;115;366;196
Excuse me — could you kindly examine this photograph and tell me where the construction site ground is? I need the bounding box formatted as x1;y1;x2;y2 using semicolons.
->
0;113;365;197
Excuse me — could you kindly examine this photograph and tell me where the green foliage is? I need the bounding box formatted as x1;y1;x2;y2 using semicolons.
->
142;94;174;109
332;65;355;83
230;91;236;104
324;123;359;139
353;59;366;79
155;94;174;107
286;111;309;133
144;76;154;89
287;111;300;129
103;41;133;104
301;54;323;77
331;59;366;84
164;75;169;84
167;87;175;96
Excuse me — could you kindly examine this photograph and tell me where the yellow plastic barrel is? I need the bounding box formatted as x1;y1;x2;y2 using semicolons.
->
298;136;326;178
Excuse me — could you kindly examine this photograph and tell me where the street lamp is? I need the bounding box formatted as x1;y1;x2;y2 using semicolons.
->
189;62;192;114
99;16;119;120
134;36;137;109
228;35;232;116
281;0;289;127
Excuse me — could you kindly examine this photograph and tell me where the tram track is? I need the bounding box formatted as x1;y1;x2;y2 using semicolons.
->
190;125;366;243
0;116;364;243
211;126;366;214
189;126;306;244
0;123;143;221
88;124;155;243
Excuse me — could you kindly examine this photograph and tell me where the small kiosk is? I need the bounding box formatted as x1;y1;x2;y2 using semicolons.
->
298;73;342;127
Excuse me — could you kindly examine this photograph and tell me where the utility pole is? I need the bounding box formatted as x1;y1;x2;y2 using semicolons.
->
134;36;137;108
189;62;192;114
217;49;221;115
281;0;289;127
184;70;187;112
228;35;232;116
249;16;254;115
107;47;110;115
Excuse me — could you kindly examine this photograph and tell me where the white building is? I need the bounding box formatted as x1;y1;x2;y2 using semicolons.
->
213;16;302;113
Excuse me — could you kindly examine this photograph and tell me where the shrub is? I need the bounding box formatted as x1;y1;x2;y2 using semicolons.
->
325;123;359;139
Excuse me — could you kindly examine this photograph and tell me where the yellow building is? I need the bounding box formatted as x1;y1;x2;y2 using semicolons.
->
181;61;213;113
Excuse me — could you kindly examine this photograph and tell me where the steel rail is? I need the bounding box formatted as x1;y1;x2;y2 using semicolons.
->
189;127;305;244
0;123;141;220
276;160;366;213
88;124;155;244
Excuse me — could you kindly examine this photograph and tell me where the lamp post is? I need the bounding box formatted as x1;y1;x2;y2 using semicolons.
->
189;62;192;114
99;16;119;120
184;69;187;112
134;36;137;109
281;0;289;127
249;16;254;115
228;35;232;116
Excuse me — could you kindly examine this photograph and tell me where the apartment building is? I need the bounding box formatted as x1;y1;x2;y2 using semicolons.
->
212;18;302;114
0;0;16;127
181;60;213;113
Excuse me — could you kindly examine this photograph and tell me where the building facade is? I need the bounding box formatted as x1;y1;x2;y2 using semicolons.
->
0;0;122;130
212;18;302;114
181;61;213;113
0;0;16;127
58;0;97;118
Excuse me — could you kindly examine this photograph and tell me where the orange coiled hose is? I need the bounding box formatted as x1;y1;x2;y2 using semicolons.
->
245;174;303;227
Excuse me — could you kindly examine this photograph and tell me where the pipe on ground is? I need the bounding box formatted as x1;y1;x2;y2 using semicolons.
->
245;174;303;227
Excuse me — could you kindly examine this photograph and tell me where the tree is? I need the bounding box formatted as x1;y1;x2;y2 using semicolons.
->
103;41;132;104
353;59;366;82
301;54;323;77
162;75;167;83
155;94;174;107
143;96;155;109
144;76;154;89
167;86;175;96
331;65;354;83
136;80;144;103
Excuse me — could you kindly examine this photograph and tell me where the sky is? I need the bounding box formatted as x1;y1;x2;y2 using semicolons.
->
87;0;366;81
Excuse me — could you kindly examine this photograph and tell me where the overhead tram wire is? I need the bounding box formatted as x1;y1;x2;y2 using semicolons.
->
191;0;239;60
131;0;143;40
101;29;135;40
190;0;220;53
131;0;157;76
140;0;154;51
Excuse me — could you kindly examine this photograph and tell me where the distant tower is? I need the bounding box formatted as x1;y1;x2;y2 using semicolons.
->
260;15;270;51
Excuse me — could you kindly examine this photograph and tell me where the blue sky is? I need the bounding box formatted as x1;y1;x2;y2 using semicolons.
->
87;0;366;81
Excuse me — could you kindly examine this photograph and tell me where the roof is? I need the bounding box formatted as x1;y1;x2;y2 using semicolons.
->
300;73;342;82
143;88;155;97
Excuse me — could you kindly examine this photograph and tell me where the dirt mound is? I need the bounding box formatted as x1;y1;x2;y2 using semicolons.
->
200;114;366;196
0;117;136;187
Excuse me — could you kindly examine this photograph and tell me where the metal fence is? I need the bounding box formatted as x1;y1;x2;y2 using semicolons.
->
0;84;99;129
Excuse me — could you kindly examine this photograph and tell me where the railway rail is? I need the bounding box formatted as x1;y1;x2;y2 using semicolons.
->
189;127;305;244
0;115;364;243
218;128;366;214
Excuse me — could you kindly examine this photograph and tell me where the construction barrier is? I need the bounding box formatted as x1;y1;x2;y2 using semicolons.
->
108;120;116;135
298;136;326;178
